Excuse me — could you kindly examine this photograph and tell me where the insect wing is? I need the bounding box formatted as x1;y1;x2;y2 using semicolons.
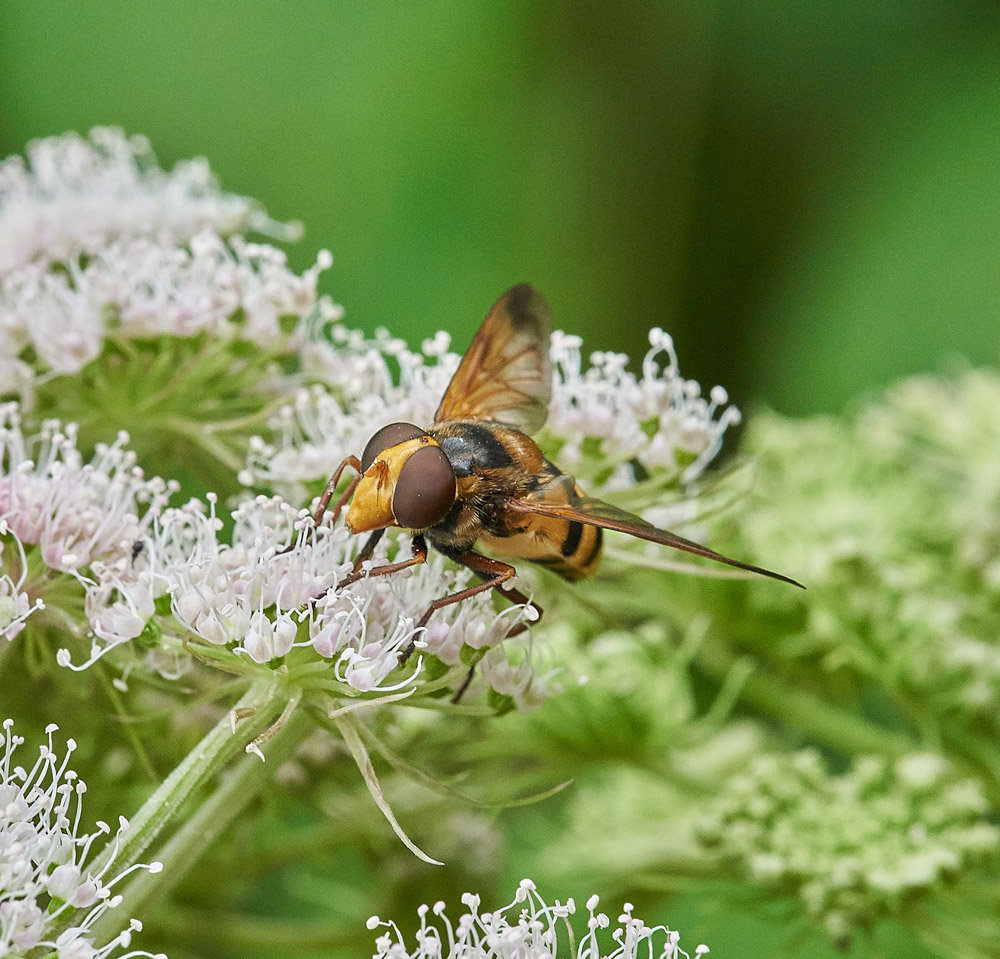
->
434;283;552;435
506;476;804;588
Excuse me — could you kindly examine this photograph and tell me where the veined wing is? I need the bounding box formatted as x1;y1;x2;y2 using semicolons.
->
506;475;804;588
434;283;552;435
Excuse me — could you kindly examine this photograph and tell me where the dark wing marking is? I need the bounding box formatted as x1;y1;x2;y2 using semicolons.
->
434;283;552;435
506;475;804;588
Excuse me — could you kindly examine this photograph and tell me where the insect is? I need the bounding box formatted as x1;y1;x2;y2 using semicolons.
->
311;284;802;672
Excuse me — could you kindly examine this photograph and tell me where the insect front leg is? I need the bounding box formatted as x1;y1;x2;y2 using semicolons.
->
313;455;362;528
351;528;386;574
399;553;542;703
336;534;428;591
279;455;361;557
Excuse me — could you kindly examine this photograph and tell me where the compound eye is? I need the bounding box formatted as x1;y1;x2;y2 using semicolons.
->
361;422;426;473
393;445;457;530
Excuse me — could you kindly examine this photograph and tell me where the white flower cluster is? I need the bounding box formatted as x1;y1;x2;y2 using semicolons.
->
0;231;336;379
698;750;1000;944
0;720;164;959
367;878;707;959
78;493;544;707
246;327;457;490
0;405;542;705
0;404;172;573
0;127;262;276
546;328;740;487
245;325;739;497
0;128;342;408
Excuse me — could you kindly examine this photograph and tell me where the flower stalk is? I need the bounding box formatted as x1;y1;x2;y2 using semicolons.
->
85;679;288;884
88;699;312;946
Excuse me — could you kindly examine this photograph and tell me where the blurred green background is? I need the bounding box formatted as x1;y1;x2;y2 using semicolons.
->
3;1;999;417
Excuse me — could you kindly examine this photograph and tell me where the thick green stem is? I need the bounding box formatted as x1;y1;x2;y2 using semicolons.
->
92;704;312;943
91;679;287;880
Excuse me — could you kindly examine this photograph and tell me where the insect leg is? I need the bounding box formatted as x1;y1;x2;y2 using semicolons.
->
351;528;386;574
279;455;361;557
313;455;362;527
399;553;542;703
438;554;542;703
463;566;542;639
336;534;428;591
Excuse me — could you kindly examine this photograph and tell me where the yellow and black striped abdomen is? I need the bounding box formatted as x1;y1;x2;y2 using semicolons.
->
479;482;604;581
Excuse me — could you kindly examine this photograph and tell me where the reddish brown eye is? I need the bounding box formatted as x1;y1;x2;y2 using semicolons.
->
361;422;426;473
393;445;457;529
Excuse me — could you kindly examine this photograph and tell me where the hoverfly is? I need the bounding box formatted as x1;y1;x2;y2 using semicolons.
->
312;284;802;671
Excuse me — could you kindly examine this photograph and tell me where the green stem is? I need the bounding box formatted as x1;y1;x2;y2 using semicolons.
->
0;637;14;675
92;704;312;942
696;634;915;757
94;664;158;783
90;679;286;880
200;398;284;434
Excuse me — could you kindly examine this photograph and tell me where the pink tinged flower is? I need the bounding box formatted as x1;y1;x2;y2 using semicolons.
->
0;526;44;642
0;230;337;381
243;610;297;664
310;620;341;659
0;406;172;573
0;899;45;950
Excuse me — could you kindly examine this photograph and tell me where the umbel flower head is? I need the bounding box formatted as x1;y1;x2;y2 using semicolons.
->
0;403;172;574
0;720;164;959
734;368;1000;728
0;128;340;497
366;878;707;959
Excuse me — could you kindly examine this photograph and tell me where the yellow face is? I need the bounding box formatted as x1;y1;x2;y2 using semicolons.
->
346;434;456;533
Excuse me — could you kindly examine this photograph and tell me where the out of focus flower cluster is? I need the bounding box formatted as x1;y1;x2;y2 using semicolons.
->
697;750;999;945
0;127;262;276
735;370;1000;727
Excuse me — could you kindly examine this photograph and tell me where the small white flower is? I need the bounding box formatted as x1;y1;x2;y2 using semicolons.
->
0;525;43;642
0;721;163;959
367;880;705;959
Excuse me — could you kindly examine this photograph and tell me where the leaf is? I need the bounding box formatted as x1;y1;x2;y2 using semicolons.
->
332;713;443;867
